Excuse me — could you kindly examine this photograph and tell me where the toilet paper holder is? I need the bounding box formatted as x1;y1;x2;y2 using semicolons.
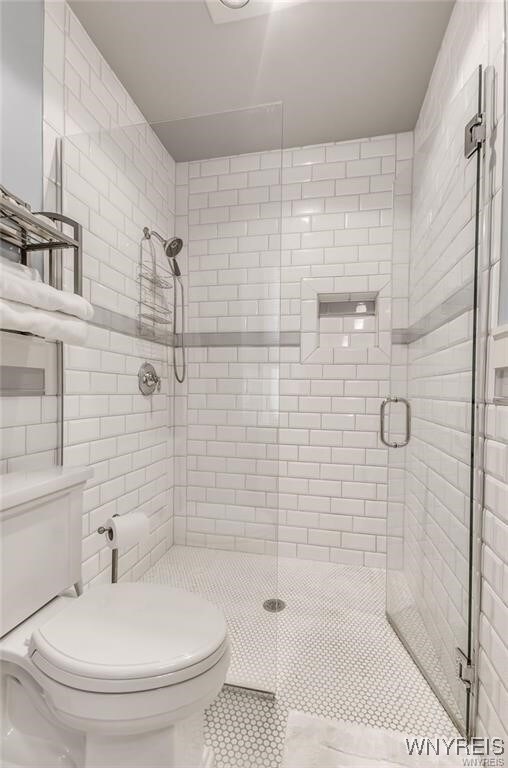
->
97;514;119;584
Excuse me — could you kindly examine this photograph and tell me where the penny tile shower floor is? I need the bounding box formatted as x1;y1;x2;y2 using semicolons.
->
144;546;456;768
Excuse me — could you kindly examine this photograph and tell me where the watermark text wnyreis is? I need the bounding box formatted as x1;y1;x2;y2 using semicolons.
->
405;738;505;766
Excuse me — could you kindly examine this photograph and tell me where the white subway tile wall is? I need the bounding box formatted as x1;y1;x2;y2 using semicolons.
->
390;68;483;722
0;391;58;472
408;0;507;739
20;0;177;586
0;0;501;740
0;1;69;475
62;2;177;586
175;134;412;565
64;328;174;586
478;0;508;740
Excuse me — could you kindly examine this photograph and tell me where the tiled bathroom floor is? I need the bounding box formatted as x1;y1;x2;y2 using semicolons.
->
144;547;457;768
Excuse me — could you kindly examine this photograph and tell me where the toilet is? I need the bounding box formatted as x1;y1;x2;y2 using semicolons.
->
0;467;230;768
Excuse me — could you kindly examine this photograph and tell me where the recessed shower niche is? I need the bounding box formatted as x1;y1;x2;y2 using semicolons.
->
300;276;391;362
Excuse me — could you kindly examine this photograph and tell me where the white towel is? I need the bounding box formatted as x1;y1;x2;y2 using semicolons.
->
0;298;88;346
0;268;94;321
0;255;42;282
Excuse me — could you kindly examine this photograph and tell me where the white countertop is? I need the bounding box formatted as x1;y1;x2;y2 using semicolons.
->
0;466;93;512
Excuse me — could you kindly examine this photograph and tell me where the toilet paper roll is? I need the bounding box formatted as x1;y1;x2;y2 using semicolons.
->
105;513;149;551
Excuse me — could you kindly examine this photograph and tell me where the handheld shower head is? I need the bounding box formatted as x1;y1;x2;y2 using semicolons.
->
164;237;183;259
164;238;183;277
141;226;186;383
143;229;184;276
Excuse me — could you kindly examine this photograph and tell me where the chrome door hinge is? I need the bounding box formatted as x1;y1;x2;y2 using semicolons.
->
456;648;474;690
465;113;486;158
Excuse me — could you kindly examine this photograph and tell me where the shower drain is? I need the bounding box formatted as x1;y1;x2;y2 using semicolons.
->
263;598;286;613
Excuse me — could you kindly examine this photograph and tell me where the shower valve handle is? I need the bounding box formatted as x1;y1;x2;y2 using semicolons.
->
138;362;161;395
143;370;161;390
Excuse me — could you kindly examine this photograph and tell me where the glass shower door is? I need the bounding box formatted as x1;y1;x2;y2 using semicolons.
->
61;102;283;696
153;103;284;695
385;67;484;736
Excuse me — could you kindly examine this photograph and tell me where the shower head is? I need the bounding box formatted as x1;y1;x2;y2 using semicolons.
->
164;237;183;259
164;237;183;277
143;228;184;275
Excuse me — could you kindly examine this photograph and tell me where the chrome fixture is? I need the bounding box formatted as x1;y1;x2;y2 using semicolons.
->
219;0;250;7
143;228;183;276
0;186;83;296
143;227;186;383
464;112;485;159
0;185;84;469
97;515;119;583
138;362;161;395
263;599;286;613
379;396;411;448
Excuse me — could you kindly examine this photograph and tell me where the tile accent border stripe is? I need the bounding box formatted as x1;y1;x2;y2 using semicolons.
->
178;331;301;347
392;282;473;345
90;306;301;348
91;305;142;339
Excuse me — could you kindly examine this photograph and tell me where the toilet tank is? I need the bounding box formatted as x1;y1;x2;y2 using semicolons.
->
0;467;93;637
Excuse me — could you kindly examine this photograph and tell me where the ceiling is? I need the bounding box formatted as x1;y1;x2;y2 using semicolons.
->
69;0;454;161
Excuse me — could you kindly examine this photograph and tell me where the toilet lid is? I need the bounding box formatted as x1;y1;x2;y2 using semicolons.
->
29;584;228;690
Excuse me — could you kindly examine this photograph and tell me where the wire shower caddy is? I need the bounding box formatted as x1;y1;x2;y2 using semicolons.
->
138;232;174;342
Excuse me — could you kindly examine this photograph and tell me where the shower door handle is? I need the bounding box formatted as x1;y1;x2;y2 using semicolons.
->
380;397;411;448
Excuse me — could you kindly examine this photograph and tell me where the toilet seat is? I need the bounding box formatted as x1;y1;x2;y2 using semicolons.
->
29;583;228;694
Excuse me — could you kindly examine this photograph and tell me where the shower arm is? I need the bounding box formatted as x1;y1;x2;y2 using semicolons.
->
143;227;165;245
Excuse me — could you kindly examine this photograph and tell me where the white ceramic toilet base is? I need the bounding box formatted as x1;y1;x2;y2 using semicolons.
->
0;477;229;768
84;713;213;768
2;666;216;768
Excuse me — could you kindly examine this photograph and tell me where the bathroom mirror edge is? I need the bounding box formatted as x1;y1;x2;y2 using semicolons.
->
0;0;44;211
